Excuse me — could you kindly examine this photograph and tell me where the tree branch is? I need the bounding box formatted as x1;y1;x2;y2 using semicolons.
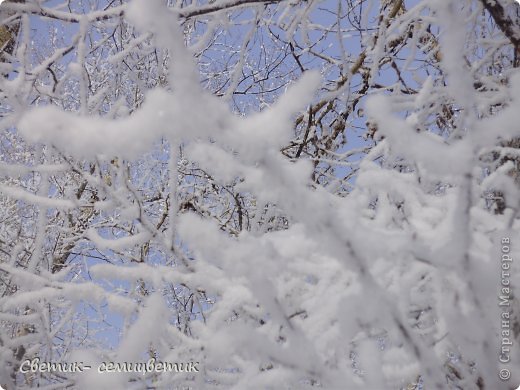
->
480;0;520;49
178;0;283;19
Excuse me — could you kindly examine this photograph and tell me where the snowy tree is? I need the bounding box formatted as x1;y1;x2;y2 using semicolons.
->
0;0;519;389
